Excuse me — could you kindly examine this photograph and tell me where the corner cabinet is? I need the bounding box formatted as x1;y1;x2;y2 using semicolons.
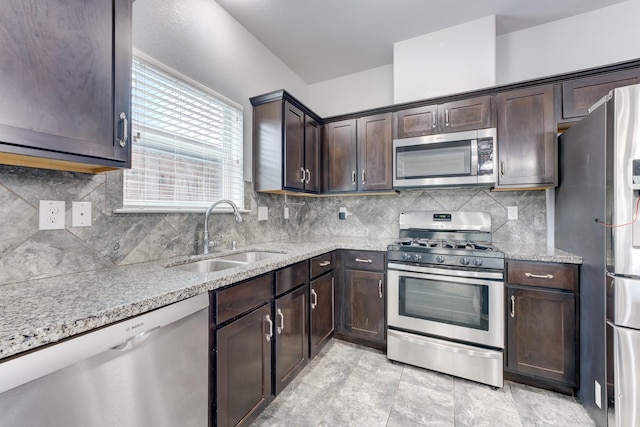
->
336;250;386;349
505;261;579;392
252;91;322;194
0;0;132;173
496;85;558;189
324;113;393;193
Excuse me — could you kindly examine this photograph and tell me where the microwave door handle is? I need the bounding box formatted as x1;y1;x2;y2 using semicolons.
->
471;139;478;176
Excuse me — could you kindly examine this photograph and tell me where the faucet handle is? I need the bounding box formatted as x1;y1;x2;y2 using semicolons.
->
208;240;219;248
232;241;237;250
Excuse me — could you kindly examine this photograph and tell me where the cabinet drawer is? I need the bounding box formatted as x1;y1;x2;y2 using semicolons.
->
310;252;335;279
275;260;309;296
345;250;385;272
507;261;578;292
216;274;272;324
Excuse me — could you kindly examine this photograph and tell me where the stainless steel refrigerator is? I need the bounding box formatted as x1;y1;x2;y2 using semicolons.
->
556;83;640;427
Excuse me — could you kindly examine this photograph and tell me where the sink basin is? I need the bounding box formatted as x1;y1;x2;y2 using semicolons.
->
168;251;283;273
216;251;282;263
169;258;247;273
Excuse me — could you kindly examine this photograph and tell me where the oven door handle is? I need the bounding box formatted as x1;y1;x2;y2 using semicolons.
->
387;263;504;285
387;262;503;281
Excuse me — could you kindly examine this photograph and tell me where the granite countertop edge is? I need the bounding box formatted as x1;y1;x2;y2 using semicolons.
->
0;237;580;362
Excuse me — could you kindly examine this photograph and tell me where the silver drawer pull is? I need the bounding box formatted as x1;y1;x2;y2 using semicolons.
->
355;258;373;263
510;295;515;318
319;260;331;267
525;273;554;279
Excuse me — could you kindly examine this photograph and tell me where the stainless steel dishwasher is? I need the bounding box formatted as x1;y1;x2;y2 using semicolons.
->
0;293;209;427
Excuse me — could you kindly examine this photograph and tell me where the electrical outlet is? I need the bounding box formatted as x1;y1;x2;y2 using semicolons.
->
284;207;290;220
507;206;519;220
258;206;268;221
39;200;65;230
72;202;92;227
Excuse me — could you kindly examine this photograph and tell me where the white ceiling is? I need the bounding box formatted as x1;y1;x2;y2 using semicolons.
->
215;0;627;84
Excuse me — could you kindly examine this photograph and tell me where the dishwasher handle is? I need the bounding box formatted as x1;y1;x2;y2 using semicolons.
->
111;326;160;352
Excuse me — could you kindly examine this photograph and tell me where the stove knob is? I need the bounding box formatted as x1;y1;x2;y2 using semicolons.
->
460;257;470;266
413;254;423;261
435;255;446;264
473;258;483;267
402;253;412;260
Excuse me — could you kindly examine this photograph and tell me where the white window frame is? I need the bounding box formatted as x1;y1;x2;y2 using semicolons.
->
119;50;244;213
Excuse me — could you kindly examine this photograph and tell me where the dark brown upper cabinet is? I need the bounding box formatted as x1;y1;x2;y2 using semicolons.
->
561;68;640;120
496;85;558;189
325;113;393;193
0;0;132;173
252;92;322;194
396;96;493;138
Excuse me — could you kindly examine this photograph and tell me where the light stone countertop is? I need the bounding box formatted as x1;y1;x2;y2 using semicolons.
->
0;237;580;362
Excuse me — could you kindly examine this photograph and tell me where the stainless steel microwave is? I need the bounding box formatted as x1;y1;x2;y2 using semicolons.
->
393;128;497;188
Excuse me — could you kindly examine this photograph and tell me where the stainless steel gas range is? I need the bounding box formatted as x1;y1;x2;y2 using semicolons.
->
386;211;505;388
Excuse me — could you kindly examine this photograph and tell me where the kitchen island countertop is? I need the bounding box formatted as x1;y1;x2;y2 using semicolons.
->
0;237;579;362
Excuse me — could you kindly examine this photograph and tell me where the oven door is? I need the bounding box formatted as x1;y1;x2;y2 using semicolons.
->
387;263;504;349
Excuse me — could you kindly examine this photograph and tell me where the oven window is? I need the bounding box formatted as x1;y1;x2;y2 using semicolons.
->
399;276;489;330
396;140;472;179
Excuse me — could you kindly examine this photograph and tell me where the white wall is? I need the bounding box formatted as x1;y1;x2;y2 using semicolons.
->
310;0;640;115
496;0;640;84
308;65;394;118
132;0;308;182
393;15;496;104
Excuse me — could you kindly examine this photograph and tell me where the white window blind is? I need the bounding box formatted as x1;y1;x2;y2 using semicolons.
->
123;52;244;212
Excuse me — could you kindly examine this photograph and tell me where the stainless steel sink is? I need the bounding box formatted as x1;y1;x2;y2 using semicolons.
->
216;251;282;263
167;251;283;273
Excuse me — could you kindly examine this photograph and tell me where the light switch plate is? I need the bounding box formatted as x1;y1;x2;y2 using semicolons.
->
507;206;518;220
72;202;92;227
258;206;268;221
39;200;65;230
284;207;290;220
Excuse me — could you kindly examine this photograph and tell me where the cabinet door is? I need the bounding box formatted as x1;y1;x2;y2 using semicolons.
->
562;68;640;119
506;286;577;385
283;102;305;191
0;0;131;166
439;96;492;133
396;104;438;138
357;113;392;191
344;270;385;344
310;272;335;358
325;119;357;192
496;85;557;188
274;285;309;395
304;115;321;193
216;304;272;427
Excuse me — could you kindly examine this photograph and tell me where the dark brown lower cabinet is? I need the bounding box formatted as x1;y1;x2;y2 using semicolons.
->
310;272;335;358
343;269;386;346
505;261;579;392
216;304;272;427
273;285;309;395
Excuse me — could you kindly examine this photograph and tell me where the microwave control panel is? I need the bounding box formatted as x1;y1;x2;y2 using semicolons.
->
632;159;640;189
478;139;494;176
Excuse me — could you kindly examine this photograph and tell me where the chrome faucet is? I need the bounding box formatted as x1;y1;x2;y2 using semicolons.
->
203;199;243;254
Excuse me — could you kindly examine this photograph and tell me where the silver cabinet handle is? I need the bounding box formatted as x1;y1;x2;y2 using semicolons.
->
510;295;515;318
362;169;366;184
378;280;383;299
311;289;318;309
445;109;450;127
277;308;284;334
265;315;273;342
355;258;373;263
500;160;505;176
300;167;306;183
525;273;554;279
319;260;331;267
432;114;436;129
118;112;128;147
352;170;356;185
305;169;311;184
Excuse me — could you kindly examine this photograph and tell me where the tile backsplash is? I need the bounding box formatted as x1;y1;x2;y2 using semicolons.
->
0;165;546;285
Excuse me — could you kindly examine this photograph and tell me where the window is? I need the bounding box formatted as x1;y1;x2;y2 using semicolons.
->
122;51;244;212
